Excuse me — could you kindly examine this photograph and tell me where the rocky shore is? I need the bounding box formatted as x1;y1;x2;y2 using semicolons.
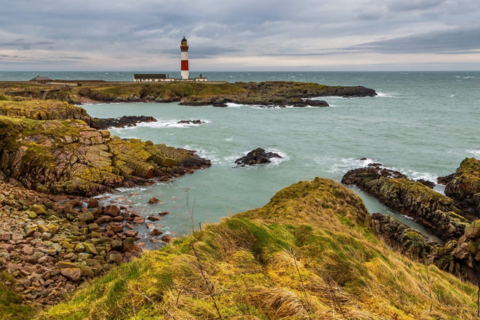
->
0;96;212;312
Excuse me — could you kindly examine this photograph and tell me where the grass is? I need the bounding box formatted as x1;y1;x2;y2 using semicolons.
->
34;178;479;320
0;281;37;320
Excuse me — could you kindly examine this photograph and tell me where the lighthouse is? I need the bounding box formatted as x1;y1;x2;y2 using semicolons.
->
180;37;189;80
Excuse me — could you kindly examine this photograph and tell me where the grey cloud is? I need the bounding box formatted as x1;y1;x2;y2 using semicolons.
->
351;26;480;54
160;46;240;58
0;0;478;70
0;41;55;50
388;0;445;12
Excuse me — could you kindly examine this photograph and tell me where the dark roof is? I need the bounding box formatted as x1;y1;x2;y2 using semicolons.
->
133;74;167;79
182;36;187;42
30;76;52;81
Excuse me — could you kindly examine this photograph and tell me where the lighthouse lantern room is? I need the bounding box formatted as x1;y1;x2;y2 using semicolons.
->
180;37;189;80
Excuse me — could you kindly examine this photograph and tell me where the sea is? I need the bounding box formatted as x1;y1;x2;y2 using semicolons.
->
2;71;480;244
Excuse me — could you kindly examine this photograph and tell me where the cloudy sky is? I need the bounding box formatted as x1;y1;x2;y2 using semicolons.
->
0;0;479;71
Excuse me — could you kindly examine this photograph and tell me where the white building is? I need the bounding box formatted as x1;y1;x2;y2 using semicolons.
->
133;74;175;82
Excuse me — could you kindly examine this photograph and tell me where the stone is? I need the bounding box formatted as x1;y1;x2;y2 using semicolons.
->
83;243;98;255
41;232;52;240
57;261;78;269
111;240;123;251
109;222;123;233
30;204;47;215
0;233;11;241
148;215;161;221
159;211;169;216
60;268;82;281
24;225;38;237
162;235;173;243
107;253;123;263
87;198;99;208
96;216;112;224
27;211;38;219
148;197;163;204
79;212;95;223
133;216;145;224
104;205;120;217
75;243;85;253
88;223;100;232
124;230;138;238
150;229;162;236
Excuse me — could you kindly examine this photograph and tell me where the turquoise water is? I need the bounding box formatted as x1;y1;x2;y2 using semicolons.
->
71;72;480;244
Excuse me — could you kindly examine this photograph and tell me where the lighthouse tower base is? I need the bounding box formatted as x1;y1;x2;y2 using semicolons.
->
181;70;189;80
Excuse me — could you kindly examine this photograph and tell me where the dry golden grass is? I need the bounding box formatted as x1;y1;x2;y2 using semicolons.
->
35;178;478;320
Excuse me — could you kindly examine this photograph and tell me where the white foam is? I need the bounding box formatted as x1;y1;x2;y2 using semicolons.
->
225;102;290;109
467;150;480;156
450;94;455;98
225;137;233;142
183;144;221;164
314;157;374;174
109;119;210;131
315;157;439;184
402;215;414;220
377;92;396;98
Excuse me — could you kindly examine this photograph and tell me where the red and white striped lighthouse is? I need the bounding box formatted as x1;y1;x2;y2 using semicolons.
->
180;37;189;80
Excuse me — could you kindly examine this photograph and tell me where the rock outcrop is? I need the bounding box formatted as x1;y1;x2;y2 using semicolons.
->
342;164;469;242
444;158;480;218
371;213;439;263
235;148;282;166
177;120;205;125
90;116;157;130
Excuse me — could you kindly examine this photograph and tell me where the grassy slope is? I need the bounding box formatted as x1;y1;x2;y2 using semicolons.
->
36;178;477;320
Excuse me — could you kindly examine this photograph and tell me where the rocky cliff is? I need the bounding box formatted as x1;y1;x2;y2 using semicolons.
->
0;100;210;196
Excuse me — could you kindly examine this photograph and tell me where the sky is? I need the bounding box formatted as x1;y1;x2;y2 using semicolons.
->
0;0;479;71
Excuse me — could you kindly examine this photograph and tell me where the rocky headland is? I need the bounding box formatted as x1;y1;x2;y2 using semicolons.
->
34;81;378;107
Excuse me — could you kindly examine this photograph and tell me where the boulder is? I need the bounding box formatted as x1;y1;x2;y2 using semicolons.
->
235;148;282;166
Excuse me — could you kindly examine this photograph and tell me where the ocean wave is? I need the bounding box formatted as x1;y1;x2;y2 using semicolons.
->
109;119;211;131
